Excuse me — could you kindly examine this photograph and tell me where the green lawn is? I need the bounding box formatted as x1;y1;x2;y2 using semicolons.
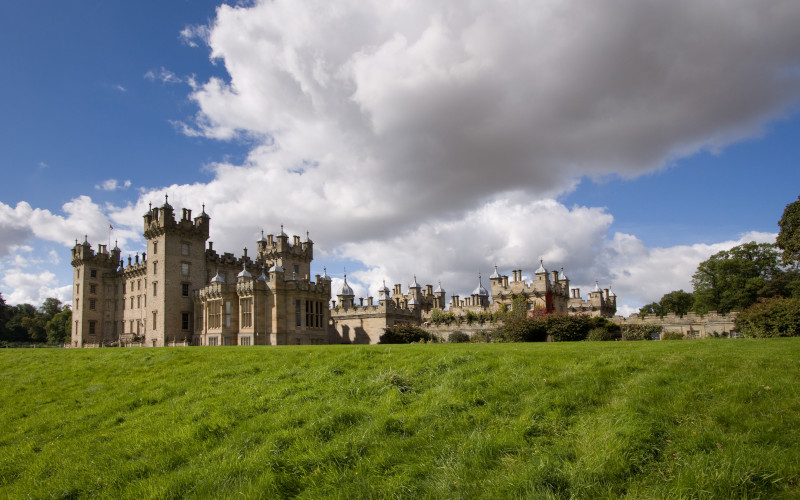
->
1;339;798;499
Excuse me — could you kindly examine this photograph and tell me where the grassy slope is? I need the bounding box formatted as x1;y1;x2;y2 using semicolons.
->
1;340;798;499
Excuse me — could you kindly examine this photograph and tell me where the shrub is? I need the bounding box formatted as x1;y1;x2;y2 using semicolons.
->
379;324;431;344
735;297;800;338
546;314;593;342
448;331;470;343
495;317;547;342
586;327;618;341
621;324;661;341
660;331;684;341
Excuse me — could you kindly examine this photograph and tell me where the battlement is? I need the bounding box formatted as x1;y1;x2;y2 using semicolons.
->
70;238;121;269
142;199;210;241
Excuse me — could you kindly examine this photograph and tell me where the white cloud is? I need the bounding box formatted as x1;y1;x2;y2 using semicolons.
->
95;179;132;191
180;24;211;48
113;84;127;92
5;0;800;313
0;197;139;259
1;269;72;306
144;66;183;84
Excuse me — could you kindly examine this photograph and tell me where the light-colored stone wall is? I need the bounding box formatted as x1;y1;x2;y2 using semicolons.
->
613;311;739;338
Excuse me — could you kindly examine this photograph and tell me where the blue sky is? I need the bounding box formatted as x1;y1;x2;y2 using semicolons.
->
1;1;799;315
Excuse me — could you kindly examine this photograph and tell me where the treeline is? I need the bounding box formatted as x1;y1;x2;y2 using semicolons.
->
379;315;662;344
641;196;800;338
0;294;71;346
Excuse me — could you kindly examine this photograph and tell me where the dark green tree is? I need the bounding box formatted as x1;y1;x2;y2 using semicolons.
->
659;290;694;317
692;242;783;314
777;195;800;265
735;297;800;338
379;324;431;344
639;302;662;317
46;307;72;345
4;303;37;342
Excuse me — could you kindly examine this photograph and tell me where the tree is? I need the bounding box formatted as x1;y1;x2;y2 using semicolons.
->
46;307;72;345
777;195;800;265
735;297;800;338
379;324;431;344
639;302;662;317
658;290;694;317
692;242;784;314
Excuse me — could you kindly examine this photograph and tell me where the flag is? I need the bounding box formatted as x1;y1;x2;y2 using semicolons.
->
109;224;114;230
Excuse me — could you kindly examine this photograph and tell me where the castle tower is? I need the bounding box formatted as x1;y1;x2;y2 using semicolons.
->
470;274;490;308
336;273;355;309
70;236;121;347
142;197;210;346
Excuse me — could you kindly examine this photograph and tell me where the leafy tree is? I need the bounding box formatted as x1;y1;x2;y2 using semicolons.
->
735;297;800;338
777;195;800;265
639;302;662;317
659;290;695;317
692;242;784;314
0;293;10;341
379;324;431;344
46;307;72;345
4;303;37;342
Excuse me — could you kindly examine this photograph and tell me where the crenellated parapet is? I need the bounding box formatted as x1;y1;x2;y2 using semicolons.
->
142;198;210;242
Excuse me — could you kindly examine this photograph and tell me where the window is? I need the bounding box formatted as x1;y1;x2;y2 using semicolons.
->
137;279;141;290
225;301;231;328
296;299;301;327
152;311;157;330
153;282;157;296
241;299;252;328
181;313;190;330
153;241;158;254
209;301;221;329
105;300;111;310
105;285;111;294
90;269;97;278
137;296;141;308
76;299;79;309
89;284;96;294
77;269;80;279
122;283;126;294
76;284;80;294
182;283;189;297
89;299;96;310
294;264;299;276
130;297;134;309
240;336;251;346
208;337;218;347
129;320;134;333
181;243;189;256
153;261;158;274
89;321;96;335
181;263;190;276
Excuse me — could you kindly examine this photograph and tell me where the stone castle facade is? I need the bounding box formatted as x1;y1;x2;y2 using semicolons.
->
71;203;620;346
70;201;330;347
329;262;617;343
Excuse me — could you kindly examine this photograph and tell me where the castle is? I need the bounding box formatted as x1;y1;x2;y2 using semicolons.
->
70;200;331;347
71;203;616;346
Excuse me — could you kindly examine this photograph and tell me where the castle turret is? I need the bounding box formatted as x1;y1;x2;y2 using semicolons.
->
337;273;355;309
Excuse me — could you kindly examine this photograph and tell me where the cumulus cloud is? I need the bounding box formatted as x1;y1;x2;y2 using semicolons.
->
6;0;800;312
112;0;800;314
1;269;71;306
0;197;140;259
95;179;132;191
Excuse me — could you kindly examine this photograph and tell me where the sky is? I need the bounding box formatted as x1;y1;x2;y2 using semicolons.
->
1;0;799;316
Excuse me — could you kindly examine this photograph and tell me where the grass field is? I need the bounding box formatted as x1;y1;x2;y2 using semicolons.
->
1;339;798;499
